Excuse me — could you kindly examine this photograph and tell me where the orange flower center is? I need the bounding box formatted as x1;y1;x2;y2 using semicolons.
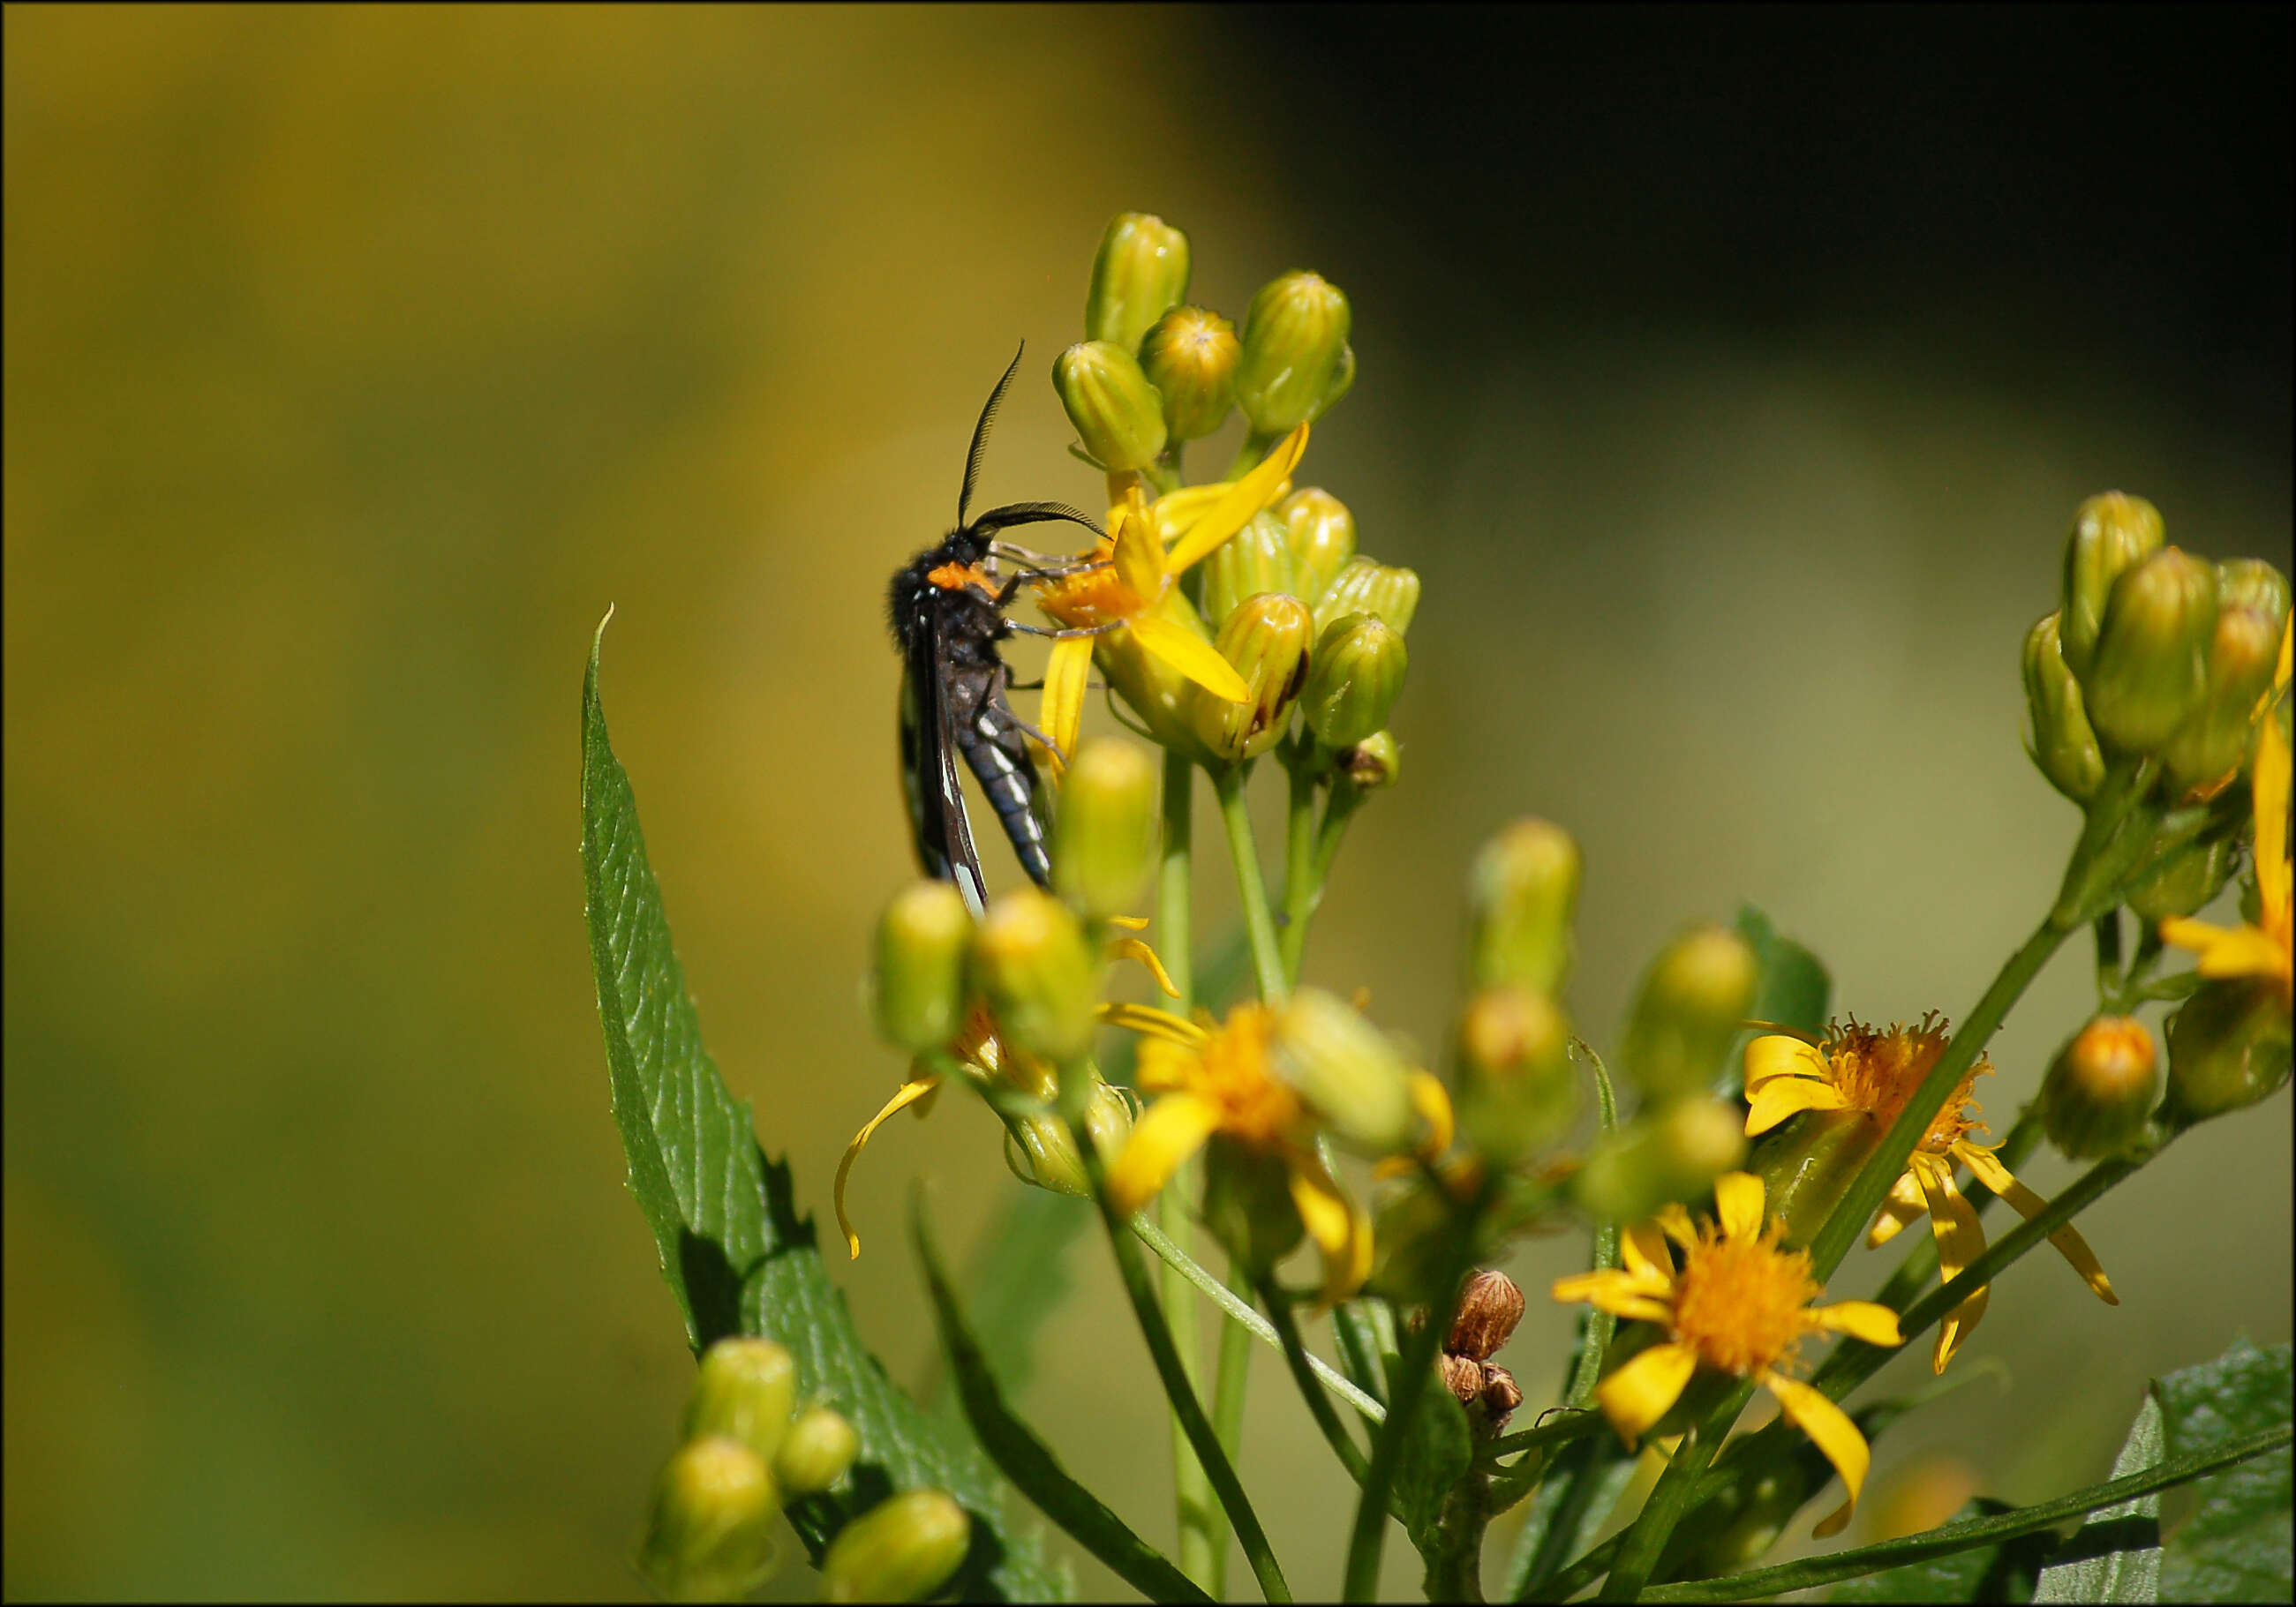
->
1669;1221;1822;1377
1140;1005;1302;1148
1825;1015;1986;1154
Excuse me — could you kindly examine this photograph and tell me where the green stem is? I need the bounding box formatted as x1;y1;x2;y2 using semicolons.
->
1485;1410;1606;1462
1279;746;1320;986
1214;763;1289;1004
1597;1379;1758;1601
1261;1279;1369;1482
1203;1253;1259;1595
1226;428;1281;483
2092;909;2122;1002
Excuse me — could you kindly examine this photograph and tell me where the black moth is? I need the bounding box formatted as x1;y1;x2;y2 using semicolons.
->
888;346;1105;916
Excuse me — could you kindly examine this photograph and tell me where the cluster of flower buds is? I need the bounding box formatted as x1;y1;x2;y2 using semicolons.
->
1457;820;1583;1160
636;1339;939;1603
1436;1269;1528;1430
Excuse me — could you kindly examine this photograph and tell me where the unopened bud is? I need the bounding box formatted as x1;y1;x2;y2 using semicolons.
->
2084;546;2219;755
1186;591;1314;762
822;1489;972;1605
772;1405;860;1497
2214;558;2291;630
1138;305;1237;441
2126;834;2236;922
2038;1016;2159;1159
1201;1138;1306;1278
2022;612;2105;803
1054;738;1159;922
1314;556;1420;637
636;1437;781;1603
1447;1270;1526;1362
872;882;973;1054
969;889;1099;1064
1302;613;1408;749
1235;270;1355;433
1271;987;1416;1153
1456;985;1575;1160
1085;212;1190;353
1278;487;1358;604
1466;819;1582;994
1619;925;1760;1100
2060;492;2165;680
1342;731;1401;790
1006;1078;1133;1196
683;1339;797;1465
1573;1097;1748;1222
1053;342;1168;473
1199;511;1299;630
2164;978;2293;1126
2160;604;2283;796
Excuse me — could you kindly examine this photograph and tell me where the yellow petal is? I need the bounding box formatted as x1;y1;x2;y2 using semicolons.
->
833;1075;943;1259
1147;483;1229;544
1811;1300;1905;1348
2159;917;2288;980
1764;1371;1871;1538
1290;1160;1372;1306
1110;936;1181;998
1744;1035;1829;1090
1111;494;1166;604
1713;1172;1768;1242
1653;1205;1698;1251
1163;422;1310;574
1912;1153;1991;1373
1865;1171;1929;1249
1406;1070;1456;1159
1097;1000;1206;1046
1621;1221;1679;1282
1596;1341;1698;1448
1550;1272;1675;1325
1040;635;1093;774
1108;913;1150;930
1955;1143;2118;1306
1129;612;1253;702
2255;715;2289;920
1746;1076;1851;1136
1107;1093;1223;1218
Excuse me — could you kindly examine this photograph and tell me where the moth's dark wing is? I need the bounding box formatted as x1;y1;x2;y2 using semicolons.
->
957;342;1027;530
901;612;988;916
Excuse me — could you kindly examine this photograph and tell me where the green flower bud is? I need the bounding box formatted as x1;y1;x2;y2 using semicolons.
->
1571;1097;1748;1223
2083;546;2219;755
1093;587;1221;763
1005;1078;1133;1196
1314;556;1420;637
1199;511;1299;630
2160;604;2284;796
2164;977;2293;1126
1466;818;1582;994
1138;305;1238;442
1455;985;1575;1160
1341;730;1402;790
1271;987;1417;1153
1746;1107;1874;1248
1234;270;1355;434
1278;487;1358;604
2038;1015;2159;1160
1085;212;1190;354
1053;342;1168;473
2214;557;2291;630
2021;612;2105;803
635;1437;781;1603
968;889;1099;1064
683;1338;797;1465
1302;613;1408;750
1201;1137;1306;1277
772;1405;859;1497
2059;492;2165;680
1053;737;1160;922
822;1489;972;1605
1186;591;1314;762
871;882;974;1054
2126;832;2236;921
1619;925;1760;1100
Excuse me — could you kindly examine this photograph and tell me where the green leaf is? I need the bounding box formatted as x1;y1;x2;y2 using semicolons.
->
1722;906;1831;1100
913;1190;1210;1604
1828;1498;2051;1603
2033;1394;2162;1602
1504;1435;1637;1601
580;621;1066;1602
924;1188;1088;1429
1389;1363;1473;1551
2157;1337;2293;1603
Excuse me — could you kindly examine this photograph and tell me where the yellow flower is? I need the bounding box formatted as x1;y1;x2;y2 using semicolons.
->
1035;424;1309;760
1744;1017;2117;1372
1102;998;1386;1304
1551;1172;1905;1538
2161;686;2292;1010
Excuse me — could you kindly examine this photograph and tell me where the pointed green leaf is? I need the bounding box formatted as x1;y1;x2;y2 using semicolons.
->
1723;906;1830;1100
1389;1362;1473;1551
2157;1338;2292;1603
2033;1394;2162;1602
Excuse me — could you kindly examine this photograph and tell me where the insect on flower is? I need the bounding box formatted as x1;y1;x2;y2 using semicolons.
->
887;346;1115;915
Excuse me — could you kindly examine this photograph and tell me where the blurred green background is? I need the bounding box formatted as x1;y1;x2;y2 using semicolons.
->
5;6;2288;1599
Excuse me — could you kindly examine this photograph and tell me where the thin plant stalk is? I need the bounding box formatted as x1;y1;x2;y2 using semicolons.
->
1214;763;1289;1004
1261;1278;1369;1482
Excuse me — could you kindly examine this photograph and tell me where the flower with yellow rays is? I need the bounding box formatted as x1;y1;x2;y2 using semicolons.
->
1553;1172;1905;1538
1034;424;1310;762
2162;692;2292;1010
1743;1016;2117;1373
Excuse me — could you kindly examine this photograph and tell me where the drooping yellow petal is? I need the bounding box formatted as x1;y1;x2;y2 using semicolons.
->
1912;1153;1991;1373
1128;612;1253;702
1744;1034;1829;1090
833;1075;943;1258
1110;936;1181;998
1111;491;1166;604
2159;918;2288;980
1764;1371;1871;1538
1810;1300;1906;1348
1596;1341;1698;1447
2249;714;2287;921
1097;1000;1207;1046
1406;1070;1455;1157
1865;1170;1929;1249
1107;1092;1224;1218
1163;423;1310;574
1713;1171;1768;1242
1621;1221;1680;1281
1550;1271;1675;1325
1956;1143;2118;1306
1747;1076;1852;1136
1040;635;1093;774
1289;1160;1373;1306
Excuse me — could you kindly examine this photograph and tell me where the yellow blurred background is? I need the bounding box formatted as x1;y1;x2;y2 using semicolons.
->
5;6;2287;1599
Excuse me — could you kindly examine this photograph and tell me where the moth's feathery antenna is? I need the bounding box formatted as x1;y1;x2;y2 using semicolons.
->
958;342;1028;531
